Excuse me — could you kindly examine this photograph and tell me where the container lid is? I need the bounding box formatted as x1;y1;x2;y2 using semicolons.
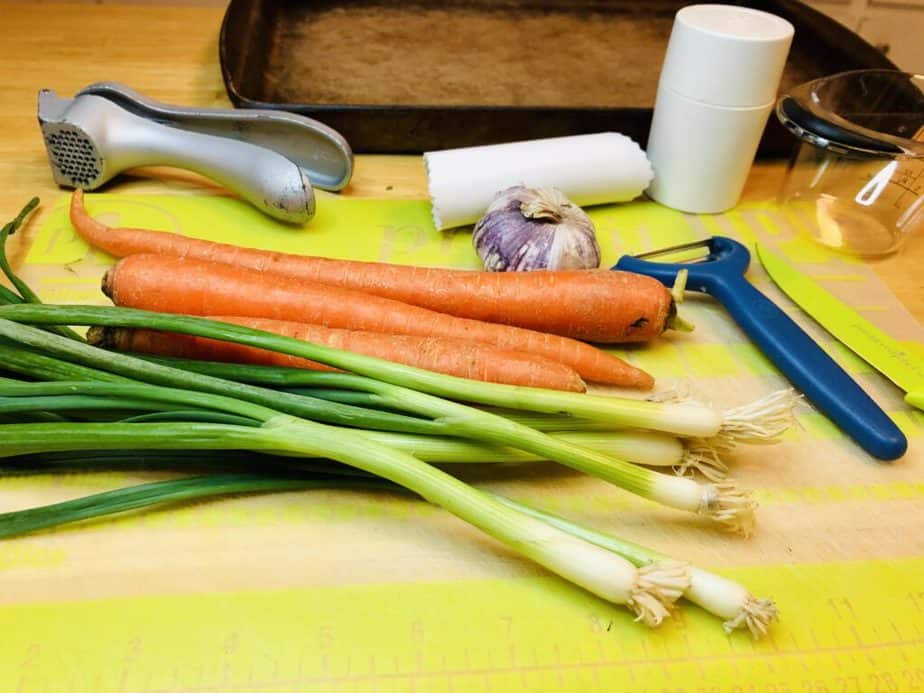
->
659;4;794;108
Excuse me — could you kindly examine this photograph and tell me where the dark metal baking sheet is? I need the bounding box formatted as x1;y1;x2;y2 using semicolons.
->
219;0;896;155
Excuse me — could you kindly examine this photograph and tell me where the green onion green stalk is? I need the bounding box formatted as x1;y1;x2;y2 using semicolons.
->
0;310;761;532
0;400;700;475
114;359;746;480
0;198;83;341
0;467;775;636
0;411;688;623
0;337;447;436
0;305;796;443
127;355;795;449
0;466;689;627
1;335;724;478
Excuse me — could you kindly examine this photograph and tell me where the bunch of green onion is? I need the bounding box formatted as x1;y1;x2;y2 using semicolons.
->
0;198;788;635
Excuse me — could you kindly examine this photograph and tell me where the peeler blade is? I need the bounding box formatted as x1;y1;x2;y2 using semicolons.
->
631;238;713;260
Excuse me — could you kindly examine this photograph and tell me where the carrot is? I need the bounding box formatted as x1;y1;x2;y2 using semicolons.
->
102;254;655;389
89;317;588;392
71;189;675;343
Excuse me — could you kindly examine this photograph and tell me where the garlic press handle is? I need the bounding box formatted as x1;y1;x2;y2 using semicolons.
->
79;81;353;192
118;114;315;224
709;275;907;461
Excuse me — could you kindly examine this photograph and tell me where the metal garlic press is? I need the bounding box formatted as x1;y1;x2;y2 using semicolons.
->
37;82;354;224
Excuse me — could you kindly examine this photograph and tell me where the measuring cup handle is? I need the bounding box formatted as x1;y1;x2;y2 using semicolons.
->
710;276;907;461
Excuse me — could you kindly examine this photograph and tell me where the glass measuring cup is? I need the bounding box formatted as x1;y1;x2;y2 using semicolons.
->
776;70;924;257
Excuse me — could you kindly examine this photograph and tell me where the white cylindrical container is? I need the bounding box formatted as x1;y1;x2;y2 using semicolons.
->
646;4;794;213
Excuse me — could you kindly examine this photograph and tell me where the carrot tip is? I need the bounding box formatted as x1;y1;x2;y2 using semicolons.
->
85;326;110;348
100;270;114;298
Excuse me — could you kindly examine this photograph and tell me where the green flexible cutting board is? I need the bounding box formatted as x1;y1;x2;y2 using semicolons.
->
5;190;924;692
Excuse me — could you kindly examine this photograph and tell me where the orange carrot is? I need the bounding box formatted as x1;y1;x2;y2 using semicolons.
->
71;189;675;343
90;317;588;392
103;254;654;389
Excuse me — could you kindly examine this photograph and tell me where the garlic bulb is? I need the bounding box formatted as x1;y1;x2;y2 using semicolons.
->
472;186;601;271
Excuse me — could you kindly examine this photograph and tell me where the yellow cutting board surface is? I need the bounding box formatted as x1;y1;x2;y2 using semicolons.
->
5;191;924;692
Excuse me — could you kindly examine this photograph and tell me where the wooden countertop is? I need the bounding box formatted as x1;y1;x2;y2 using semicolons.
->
1;2;922;322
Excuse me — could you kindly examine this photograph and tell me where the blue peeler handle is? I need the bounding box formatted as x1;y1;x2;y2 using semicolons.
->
616;237;907;461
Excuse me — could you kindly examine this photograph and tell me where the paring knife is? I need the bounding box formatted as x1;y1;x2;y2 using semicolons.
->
756;244;924;412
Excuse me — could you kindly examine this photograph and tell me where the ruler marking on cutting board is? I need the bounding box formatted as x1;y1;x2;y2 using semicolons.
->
3;559;924;691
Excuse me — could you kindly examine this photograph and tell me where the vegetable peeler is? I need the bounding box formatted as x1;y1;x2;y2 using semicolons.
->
614;236;907;461
37;83;353;224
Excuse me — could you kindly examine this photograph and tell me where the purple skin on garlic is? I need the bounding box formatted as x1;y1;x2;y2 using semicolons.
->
473;186;601;271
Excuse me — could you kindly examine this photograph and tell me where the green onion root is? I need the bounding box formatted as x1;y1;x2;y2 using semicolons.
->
714;389;799;446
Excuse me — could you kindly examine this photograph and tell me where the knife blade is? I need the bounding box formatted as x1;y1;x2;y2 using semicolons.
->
756;244;924;411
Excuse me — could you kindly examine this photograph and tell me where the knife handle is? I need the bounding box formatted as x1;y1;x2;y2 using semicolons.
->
709;275;907;461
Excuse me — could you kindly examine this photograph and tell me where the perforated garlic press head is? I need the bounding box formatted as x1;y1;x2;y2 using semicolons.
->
37;84;354;224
